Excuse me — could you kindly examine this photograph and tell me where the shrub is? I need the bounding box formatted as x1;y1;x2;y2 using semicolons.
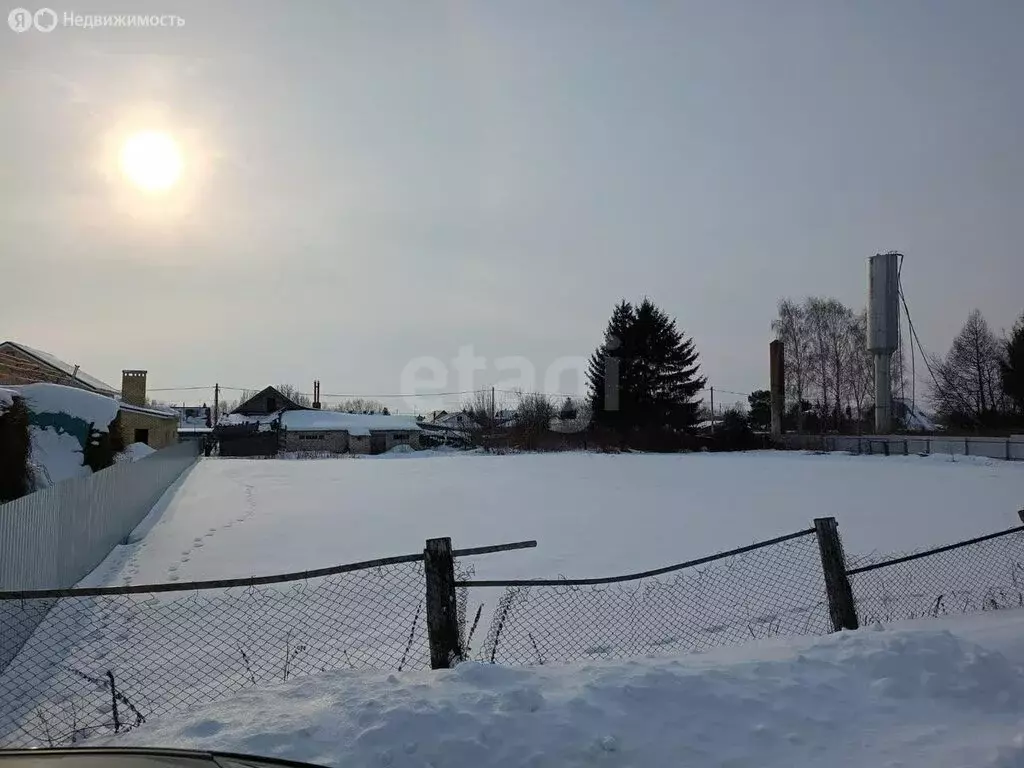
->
0;394;32;502
82;413;126;473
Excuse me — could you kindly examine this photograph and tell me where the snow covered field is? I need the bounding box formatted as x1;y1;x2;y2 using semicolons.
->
101;612;1024;768
3;449;1024;752
90;449;1024;587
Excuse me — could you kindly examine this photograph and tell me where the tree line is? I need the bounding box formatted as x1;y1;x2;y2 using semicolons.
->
770;297;1024;433
770;297;904;433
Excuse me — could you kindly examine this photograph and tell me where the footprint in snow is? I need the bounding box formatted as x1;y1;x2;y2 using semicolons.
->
168;574;179;581
168;564;178;572
205;531;215;538
194;541;204;548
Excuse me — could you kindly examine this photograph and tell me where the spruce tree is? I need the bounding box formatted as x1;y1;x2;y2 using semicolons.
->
587;298;706;434
1001;312;1024;414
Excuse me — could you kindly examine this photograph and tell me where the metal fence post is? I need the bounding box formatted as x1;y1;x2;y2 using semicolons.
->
813;517;859;631
424;537;461;669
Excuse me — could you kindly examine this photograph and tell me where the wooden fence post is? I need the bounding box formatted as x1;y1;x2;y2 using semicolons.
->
813;517;859;631
424;537;461;669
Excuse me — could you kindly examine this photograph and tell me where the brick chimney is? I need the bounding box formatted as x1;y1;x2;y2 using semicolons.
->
122;369;148;406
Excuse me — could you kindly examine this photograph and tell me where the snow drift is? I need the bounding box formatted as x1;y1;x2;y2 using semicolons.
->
103;622;1024;768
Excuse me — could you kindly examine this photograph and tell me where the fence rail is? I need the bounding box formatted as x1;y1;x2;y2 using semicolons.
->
456;527;833;666
784;433;1024;461
4;513;1020;750
846;525;1024;625
0;441;199;672
0;538;533;748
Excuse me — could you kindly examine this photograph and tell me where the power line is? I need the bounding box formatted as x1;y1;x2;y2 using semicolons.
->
898;264;979;425
148;386;217;392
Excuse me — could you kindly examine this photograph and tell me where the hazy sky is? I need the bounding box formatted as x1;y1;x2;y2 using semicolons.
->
2;0;1022;411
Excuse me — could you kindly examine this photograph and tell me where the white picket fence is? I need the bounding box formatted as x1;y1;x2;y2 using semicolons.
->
0;441;199;667
784;433;1024;461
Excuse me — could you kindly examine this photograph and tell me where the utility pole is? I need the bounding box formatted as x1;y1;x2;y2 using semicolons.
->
770;340;785;442
710;386;715;433
213;383;220;425
491;386;496;422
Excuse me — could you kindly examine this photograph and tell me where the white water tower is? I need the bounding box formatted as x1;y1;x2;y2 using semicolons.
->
867;252;901;433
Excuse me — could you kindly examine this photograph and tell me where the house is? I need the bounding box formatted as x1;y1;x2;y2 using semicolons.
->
0;342;177;450
171;404;212;425
171;404;213;443
0;341;120;397
232;386;306;417
429;410;478;430
280;410;421;455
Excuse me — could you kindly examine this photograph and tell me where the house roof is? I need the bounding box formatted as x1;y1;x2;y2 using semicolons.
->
0;341;119;395
118;401;179;420
232;386;305;415
281;410;421;437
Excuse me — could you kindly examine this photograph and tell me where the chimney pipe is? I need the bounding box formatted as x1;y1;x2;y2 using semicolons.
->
121;369;148;407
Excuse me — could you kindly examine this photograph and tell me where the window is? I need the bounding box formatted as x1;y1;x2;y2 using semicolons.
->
266;397;278;412
392;433;409;441
134;428;149;445
298;434;325;441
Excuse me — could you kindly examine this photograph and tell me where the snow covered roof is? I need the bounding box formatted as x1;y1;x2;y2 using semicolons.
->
281;410;421;437
894;398;939;432
1;341;119;395
11;382;120;428
431;411;478;429
219;411;283;427
118;401;179;420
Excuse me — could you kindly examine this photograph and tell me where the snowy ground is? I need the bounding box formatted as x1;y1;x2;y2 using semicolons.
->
89;449;1024;587
3;450;1024;751
98;611;1024;768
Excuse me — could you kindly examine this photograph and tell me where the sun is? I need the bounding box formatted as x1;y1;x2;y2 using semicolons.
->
118;131;183;192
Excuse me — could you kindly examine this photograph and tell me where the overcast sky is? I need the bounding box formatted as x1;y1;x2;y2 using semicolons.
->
2;0;1022;411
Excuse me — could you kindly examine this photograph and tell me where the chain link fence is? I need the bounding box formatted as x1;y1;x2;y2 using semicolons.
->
456;529;832;666
0;556;428;748
17;518;1019;750
848;526;1024;624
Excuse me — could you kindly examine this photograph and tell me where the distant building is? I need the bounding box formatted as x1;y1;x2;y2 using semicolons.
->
429;410;478;430
232;386;306;417
170;404;212;425
280;410;421;455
